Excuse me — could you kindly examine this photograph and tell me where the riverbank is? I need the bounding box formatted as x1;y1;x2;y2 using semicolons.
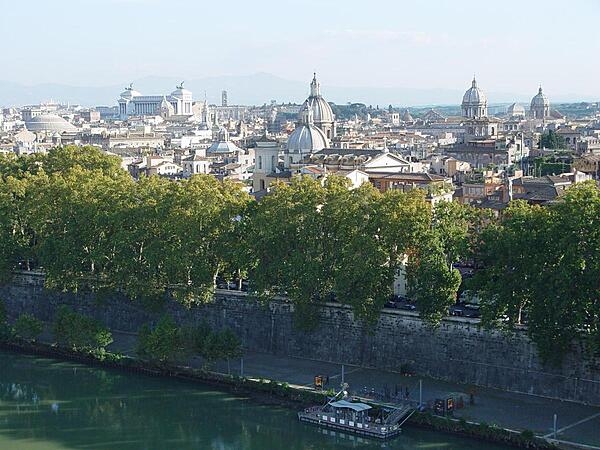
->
4;272;599;408
0;338;559;450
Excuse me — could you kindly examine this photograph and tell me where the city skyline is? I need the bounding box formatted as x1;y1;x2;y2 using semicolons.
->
1;0;599;103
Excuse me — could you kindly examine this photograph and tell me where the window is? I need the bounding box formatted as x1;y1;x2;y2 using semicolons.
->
258;156;262;170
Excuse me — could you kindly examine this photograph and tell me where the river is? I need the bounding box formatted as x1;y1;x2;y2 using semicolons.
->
0;350;513;449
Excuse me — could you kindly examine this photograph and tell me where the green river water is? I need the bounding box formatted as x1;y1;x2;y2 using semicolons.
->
0;350;513;449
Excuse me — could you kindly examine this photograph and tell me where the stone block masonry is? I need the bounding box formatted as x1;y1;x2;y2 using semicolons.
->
1;272;599;405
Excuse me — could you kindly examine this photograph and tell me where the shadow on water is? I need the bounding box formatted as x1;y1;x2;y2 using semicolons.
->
0;351;512;450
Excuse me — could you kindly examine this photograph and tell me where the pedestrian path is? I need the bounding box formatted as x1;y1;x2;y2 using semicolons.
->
208;350;600;449
104;331;600;448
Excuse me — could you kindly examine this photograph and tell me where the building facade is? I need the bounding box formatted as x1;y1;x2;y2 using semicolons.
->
118;83;193;120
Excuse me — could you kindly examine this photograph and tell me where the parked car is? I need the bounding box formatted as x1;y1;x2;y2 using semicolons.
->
462;304;481;318
385;298;417;311
397;301;417;311
449;304;465;316
449;303;481;318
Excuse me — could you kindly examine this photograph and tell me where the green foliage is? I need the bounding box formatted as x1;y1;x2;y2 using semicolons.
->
532;154;572;176
201;331;223;367
196;327;242;369
138;318;243;369
539;130;567;149
136;316;184;364
219;328;243;361
53;306;113;353
13;313;43;341
0;149;251;301
405;200;484;325
246;176;448;327
180;322;212;354
407;238;461;325
3;149;600;365
472;182;600;365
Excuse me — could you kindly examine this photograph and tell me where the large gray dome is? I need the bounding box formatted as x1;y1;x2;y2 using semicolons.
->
461;77;488;118
300;96;334;124
462;77;487;105
507;103;525;117
287;124;328;154
298;74;335;125
207;126;241;154
530;86;550;119
531;87;549;108
26;114;77;133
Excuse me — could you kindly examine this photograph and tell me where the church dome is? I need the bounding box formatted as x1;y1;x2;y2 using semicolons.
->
298;74;335;125
531;87;549;108
461;77;488;118
26;114;78;133
300;97;334;125
462;77;487;105
287;124;328;154
507;103;525;117
207;126;240;154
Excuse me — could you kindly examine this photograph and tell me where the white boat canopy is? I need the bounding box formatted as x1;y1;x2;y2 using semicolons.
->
329;400;372;412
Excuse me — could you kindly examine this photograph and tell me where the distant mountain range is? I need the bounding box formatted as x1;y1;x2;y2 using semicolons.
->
0;73;594;108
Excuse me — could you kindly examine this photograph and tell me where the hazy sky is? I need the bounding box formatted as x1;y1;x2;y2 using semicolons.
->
2;0;599;97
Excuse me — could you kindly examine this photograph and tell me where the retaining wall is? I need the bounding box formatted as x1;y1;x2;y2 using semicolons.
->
2;272;599;405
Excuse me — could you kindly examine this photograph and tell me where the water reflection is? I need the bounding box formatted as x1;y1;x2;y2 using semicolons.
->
0;351;510;450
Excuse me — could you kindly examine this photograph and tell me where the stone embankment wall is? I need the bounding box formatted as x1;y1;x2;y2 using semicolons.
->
2;272;599;405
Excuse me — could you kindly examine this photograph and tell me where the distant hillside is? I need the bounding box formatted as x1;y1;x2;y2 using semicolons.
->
0;73;594;108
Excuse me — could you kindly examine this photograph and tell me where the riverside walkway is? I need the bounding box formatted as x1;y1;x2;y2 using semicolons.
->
108;331;600;449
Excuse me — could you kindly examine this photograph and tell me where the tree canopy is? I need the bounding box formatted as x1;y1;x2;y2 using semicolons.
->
539;129;567;149
2;146;600;365
471;182;600;364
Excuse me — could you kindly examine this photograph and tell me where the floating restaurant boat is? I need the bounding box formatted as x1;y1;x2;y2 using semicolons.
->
298;397;414;440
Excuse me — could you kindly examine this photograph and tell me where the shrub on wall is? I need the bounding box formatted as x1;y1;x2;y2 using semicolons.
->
13;313;43;341
53;306;113;355
136;316;184;365
138;318;243;369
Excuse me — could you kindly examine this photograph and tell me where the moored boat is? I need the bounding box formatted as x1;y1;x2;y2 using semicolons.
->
298;397;413;440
